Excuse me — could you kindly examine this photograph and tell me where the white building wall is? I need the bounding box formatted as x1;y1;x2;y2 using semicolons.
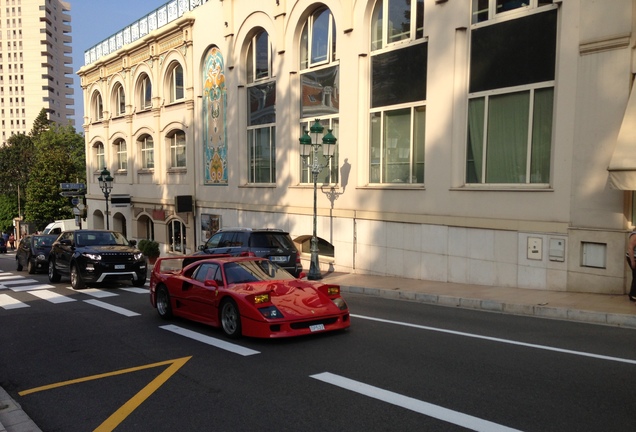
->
78;0;636;295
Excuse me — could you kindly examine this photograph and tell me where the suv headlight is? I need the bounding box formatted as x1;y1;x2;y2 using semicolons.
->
82;253;102;261
134;252;144;260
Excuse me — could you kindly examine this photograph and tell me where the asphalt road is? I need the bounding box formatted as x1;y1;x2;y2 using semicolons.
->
1;253;635;431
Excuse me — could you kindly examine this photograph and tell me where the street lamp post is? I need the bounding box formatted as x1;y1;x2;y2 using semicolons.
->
299;119;336;280
97;167;113;230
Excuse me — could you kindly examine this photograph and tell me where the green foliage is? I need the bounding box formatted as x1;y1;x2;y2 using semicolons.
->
138;239;160;258
0;195;18;232
24;124;86;229
0;108;85;230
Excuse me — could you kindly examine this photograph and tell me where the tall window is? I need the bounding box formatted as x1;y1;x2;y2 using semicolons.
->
94;142;105;172
247;30;275;184
115;139;127;171
168;219;186;253
300;7;339;184
369;0;426;185
139;135;154;170
472;0;554;24
371;0;424;50
139;74;152;110
92;92;103;121
466;8;557;184
169;63;184;102
113;83;125;116
169;130;186;168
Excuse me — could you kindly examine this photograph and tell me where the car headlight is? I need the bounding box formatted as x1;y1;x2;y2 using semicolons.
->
36;253;46;260
259;306;284;319
332;297;348;311
134;252;144;260
82;253;102;261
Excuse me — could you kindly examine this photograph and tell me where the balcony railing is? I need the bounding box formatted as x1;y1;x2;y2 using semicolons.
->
83;0;209;67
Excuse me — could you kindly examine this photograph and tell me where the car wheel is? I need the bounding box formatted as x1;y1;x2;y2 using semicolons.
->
220;299;242;338
16;257;22;272
48;259;61;283
156;286;172;319
70;265;85;290
27;259;36;274
132;275;146;287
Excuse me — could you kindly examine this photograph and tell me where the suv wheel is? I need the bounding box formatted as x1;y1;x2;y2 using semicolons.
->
71;265;85;290
48;259;61;283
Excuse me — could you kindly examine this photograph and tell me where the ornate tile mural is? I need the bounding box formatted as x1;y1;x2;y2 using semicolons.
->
203;46;228;185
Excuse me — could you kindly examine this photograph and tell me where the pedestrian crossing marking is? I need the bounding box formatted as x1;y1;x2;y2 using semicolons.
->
0;293;28;309
11;284;55;292
29;290;76;304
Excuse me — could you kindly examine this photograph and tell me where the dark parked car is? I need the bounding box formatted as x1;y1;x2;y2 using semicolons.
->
16;234;58;274
197;228;303;277
48;230;147;289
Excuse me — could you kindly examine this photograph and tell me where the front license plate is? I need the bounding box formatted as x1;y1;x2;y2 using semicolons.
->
309;324;325;332
114;264;126;270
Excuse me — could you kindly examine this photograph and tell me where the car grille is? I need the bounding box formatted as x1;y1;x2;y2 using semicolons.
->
99;253;135;263
290;317;338;330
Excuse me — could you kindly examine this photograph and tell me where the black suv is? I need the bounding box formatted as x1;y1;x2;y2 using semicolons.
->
197;228;303;277
48;230;147;289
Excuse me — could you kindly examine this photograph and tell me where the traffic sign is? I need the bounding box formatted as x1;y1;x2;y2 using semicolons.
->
60;183;86;190
71;197;80;205
60;191;85;197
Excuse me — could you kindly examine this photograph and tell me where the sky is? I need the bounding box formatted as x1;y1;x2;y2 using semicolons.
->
69;0;166;127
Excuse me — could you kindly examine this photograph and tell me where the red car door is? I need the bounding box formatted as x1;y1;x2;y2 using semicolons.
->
181;262;222;324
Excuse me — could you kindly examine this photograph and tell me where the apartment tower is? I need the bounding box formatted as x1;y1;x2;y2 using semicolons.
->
0;0;73;143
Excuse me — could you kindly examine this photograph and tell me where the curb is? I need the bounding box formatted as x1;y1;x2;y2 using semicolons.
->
0;387;41;432
340;285;636;329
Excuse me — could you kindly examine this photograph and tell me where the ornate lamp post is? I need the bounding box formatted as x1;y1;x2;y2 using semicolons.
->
97;167;113;230
299;119;337;280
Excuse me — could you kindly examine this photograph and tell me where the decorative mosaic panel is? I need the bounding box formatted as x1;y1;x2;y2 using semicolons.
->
202;47;228;185
168;1;178;22
158;6;168;27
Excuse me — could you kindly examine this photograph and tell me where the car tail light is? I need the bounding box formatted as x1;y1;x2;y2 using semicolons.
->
239;251;256;257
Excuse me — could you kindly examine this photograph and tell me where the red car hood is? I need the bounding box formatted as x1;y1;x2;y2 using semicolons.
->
234;280;340;319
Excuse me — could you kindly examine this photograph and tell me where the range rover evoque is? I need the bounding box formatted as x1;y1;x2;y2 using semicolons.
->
48;230;147;289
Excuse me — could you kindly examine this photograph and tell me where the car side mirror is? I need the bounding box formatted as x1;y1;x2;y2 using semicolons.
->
204;280;219;288
60;239;72;247
298;271;307;279
198;245;205;251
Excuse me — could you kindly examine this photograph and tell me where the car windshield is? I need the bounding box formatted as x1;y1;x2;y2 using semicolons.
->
76;231;129;247
223;260;294;284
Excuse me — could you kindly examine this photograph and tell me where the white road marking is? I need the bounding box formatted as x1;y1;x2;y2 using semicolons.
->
0;294;28;309
0;279;38;287
29;290;76;304
311;372;522;432
120;287;147;294
160;324;260;356
0;274;23;280
352;314;636;365
84;299;140;317
69;287;118;298
11;284;55;292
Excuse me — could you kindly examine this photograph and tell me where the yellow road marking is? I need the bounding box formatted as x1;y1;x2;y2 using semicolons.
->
18;356;192;431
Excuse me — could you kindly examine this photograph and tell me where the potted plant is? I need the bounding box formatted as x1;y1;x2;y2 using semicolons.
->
138;239;160;264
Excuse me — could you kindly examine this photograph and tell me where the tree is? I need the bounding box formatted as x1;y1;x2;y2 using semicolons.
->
24;124;85;228
30;108;52;137
0;133;34;199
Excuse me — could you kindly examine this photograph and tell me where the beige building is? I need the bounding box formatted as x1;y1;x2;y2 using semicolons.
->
78;0;636;295
0;0;74;141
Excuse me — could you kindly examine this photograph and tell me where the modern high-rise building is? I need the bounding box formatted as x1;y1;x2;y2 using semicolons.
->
0;0;74;143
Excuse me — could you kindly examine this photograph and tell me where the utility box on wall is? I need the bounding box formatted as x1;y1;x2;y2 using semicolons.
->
175;195;193;213
527;237;543;260
549;238;566;262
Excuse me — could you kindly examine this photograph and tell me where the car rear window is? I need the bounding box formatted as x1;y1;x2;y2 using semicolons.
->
250;232;293;249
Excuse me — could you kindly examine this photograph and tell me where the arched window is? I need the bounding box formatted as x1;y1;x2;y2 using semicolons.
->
168;62;184;102
247;29;275;184
114;138;127;171
139;134;154;170
92;91;103;121
371;0;424;51
94;141;105;172
299;7;339;185
168;219;186;253
168;130;186;168
138;74;152;110
113;83;125;116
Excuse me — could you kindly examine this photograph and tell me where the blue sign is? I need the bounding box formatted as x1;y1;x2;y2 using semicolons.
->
60;183;86;190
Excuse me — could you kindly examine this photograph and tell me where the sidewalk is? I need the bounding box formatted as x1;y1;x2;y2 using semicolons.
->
1;272;635;432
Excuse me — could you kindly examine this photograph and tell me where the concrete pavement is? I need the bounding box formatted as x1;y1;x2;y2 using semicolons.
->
1;271;635;431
